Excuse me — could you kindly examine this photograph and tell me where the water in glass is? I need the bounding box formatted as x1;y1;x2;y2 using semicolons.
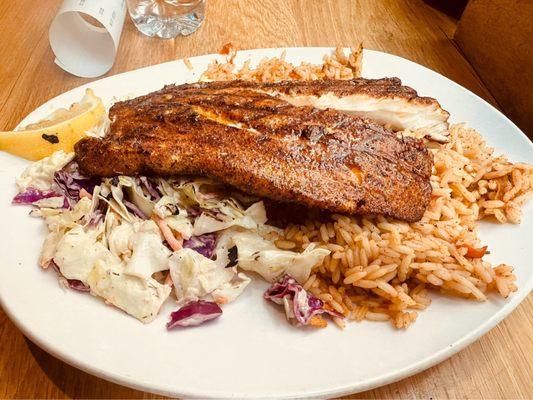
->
127;0;205;38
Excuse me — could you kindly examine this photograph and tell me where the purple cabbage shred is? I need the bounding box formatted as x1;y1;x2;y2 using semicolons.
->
68;279;90;291
88;198;108;227
50;261;90;292
122;199;148;219
183;233;217;259
167;300;223;329
139;176;161;201
12;187;62;205
186;206;202;219
264;274;344;327
53;161;100;207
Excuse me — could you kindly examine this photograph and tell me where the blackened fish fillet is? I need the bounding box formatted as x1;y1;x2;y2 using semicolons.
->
75;81;434;221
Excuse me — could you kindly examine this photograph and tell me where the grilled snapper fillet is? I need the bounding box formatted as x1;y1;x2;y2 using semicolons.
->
75;81;434;222
176;78;450;142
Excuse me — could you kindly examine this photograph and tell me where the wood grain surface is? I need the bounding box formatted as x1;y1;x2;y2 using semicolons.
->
0;0;531;398
455;0;533;137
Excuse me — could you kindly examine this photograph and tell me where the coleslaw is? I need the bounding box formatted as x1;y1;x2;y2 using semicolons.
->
14;151;337;328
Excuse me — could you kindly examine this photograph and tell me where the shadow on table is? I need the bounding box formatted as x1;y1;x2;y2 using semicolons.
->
26;337;167;399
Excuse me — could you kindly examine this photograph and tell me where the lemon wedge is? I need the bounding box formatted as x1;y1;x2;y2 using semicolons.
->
0;89;105;161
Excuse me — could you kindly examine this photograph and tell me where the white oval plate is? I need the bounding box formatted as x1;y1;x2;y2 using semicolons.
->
0;48;532;399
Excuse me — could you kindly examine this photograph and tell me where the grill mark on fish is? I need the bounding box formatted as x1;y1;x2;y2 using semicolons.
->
171;78;450;142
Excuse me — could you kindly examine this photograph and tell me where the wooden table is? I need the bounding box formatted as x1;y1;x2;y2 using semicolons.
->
1;1;531;398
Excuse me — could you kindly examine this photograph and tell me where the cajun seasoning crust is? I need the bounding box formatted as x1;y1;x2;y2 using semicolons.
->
171;78;448;110
75;83;433;222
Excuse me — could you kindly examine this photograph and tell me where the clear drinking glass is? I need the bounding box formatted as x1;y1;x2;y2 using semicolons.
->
127;0;206;39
